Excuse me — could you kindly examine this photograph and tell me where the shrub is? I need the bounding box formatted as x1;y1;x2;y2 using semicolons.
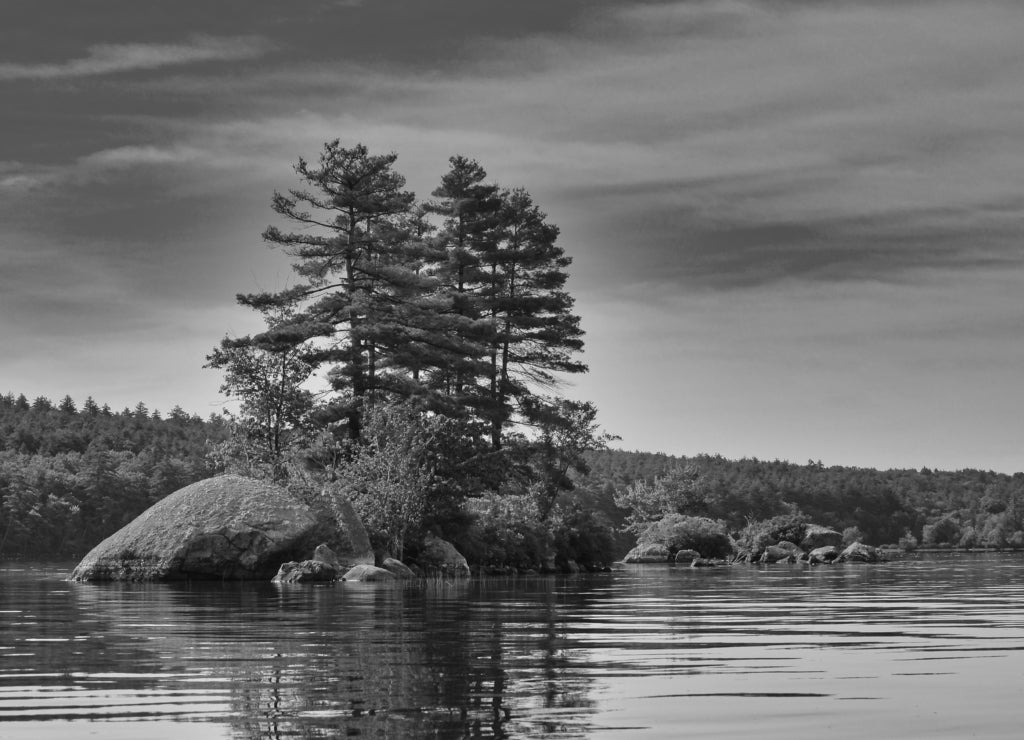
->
842;526;865;546
958;527;978;549
638;514;732;559
548;502;617;569
898;532;918;552
736;513;809;556
922;515;960;546
456;493;551;570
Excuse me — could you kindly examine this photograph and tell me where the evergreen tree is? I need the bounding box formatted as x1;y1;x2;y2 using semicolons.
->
240;141;444;440
484;188;586;447
424;156;502;403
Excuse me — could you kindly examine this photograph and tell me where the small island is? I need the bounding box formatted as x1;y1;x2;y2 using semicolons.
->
3;142;1022;575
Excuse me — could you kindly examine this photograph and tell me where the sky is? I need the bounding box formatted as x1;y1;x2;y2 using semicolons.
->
2;0;1023;473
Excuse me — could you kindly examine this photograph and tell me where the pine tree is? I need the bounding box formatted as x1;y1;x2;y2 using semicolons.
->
482;188;586;447
424;156;503;410
238;141;460;440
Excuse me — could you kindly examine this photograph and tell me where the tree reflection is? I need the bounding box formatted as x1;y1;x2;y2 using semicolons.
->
219;577;602;739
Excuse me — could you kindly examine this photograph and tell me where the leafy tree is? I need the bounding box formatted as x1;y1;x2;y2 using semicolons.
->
331;403;436;559
523;398;614;520
206;308;316;479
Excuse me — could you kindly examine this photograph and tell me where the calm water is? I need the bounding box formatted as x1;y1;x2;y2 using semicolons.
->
2;554;1023;739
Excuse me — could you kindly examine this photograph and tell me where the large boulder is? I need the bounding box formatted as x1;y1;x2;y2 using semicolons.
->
800;525;844;551
416;534;471;577
623;543;671;563
70;475;372;581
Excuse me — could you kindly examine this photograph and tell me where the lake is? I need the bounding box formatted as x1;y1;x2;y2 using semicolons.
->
2;553;1023;739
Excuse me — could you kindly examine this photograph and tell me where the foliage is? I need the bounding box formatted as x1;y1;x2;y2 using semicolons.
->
842;526;865;545
332;404;439;559
637;514;733;559
546;501;617;569
205;307;316;479
898;532;919;552
453;493;616;571
222;142;587;454
922;515;961;546
521;397;616;520
456;493;551;571
583;449;1024;552
735;513;809;556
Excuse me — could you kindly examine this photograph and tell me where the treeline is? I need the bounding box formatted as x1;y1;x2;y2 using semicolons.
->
0;392;227;558
572;450;1024;549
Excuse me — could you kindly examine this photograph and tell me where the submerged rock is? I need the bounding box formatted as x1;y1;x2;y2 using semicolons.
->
343;564;397;582
70;475;372;582
690;558;718;568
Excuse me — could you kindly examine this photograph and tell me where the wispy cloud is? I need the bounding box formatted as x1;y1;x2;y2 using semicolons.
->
0;35;271;80
0;144;232;193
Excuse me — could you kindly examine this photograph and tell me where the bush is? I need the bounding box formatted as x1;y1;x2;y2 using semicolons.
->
958;527;978;549
736;513;809;556
638;514;732;559
456;493;551;570
842;526;865;546
548;502;617;569
922;515;960;546
898;531;918;552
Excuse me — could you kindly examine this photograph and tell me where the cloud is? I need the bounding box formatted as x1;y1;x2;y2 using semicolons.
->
0;35;272;80
0;144;235;194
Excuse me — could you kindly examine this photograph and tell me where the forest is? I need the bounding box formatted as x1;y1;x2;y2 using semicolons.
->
3;391;1024;562
3;141;1022;566
0;392;226;557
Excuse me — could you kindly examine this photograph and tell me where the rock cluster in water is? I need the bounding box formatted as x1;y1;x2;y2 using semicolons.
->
622;522;886;567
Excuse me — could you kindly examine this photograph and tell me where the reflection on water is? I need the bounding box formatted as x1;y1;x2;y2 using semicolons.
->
2;554;1024;738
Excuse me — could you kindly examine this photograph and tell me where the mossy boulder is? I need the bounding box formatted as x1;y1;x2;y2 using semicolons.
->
70;475;373;581
623;543;671;563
